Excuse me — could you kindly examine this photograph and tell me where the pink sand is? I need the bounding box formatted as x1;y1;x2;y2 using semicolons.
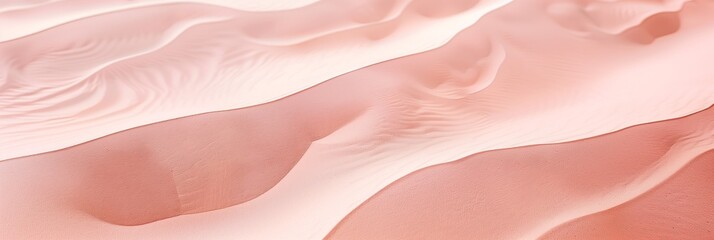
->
1;0;713;239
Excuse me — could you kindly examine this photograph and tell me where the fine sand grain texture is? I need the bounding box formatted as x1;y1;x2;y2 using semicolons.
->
1;0;713;239
327;106;714;239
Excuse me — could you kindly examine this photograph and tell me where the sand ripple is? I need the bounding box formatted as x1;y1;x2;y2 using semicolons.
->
0;0;510;160
1;0;713;239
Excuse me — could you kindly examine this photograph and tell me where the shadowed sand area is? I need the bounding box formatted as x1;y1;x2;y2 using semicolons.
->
1;0;713;239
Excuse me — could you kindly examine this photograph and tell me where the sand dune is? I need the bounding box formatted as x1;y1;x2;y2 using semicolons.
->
0;71;372;227
1;0;713;239
327;106;714;239
541;150;714;239
0;0;510;160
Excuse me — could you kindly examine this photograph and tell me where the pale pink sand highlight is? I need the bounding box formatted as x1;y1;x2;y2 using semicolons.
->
0;0;509;160
1;0;713;239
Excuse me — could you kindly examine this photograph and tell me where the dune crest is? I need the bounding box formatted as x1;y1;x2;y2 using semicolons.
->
0;0;512;160
327;106;714;240
1;0;713;239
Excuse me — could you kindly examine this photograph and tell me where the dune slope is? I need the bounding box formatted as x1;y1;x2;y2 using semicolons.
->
1;0;713;239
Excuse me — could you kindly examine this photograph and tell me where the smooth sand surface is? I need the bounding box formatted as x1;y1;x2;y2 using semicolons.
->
1;0;713;239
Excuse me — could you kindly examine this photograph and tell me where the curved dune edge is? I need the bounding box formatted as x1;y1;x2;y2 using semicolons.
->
0;66;376;227
546;0;691;35
1;0;714;239
540;150;714;239
542;151;714;239
326;106;714;239
0;0;512;161
0;0;320;40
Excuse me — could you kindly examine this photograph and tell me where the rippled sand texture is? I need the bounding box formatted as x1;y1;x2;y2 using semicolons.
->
1;0;713;239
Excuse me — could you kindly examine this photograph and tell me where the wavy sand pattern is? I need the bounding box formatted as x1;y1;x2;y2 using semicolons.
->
0;0;713;239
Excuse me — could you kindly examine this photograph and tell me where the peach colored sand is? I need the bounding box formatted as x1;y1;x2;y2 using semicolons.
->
1;0;714;239
0;0;508;160
327;106;714;240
